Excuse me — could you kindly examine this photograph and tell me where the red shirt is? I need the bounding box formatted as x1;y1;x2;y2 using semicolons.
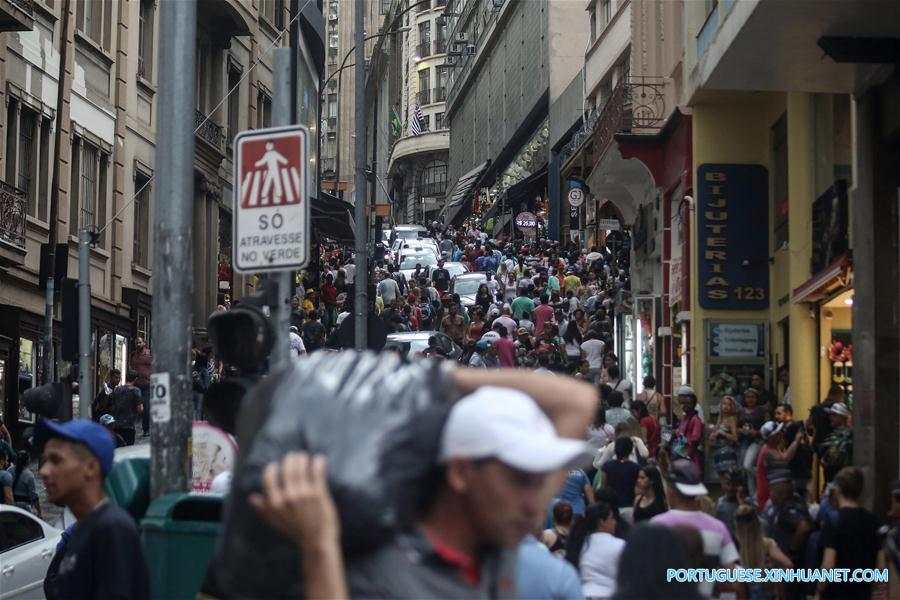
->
130;349;152;386
494;337;516;368
534;304;555;337
641;415;661;457
321;283;338;307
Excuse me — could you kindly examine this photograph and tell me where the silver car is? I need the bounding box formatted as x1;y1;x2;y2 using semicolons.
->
384;331;462;360
450;272;488;308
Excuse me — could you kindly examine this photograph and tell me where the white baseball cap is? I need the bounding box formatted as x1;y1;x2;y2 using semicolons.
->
439;387;587;473
480;331;501;343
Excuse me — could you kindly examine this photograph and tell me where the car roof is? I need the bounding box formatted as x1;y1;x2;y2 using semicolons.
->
394;224;427;231
455;272;487;279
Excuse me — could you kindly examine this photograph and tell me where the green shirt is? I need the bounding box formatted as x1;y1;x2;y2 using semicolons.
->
511;296;535;321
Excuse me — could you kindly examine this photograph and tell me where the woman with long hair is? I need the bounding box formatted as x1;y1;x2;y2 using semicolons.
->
466;307;485;343
632;465;667;522
612;524;702;600
475;283;493;315
710;395;740;475
562;319;585;369
733;504;792;599
566;501;625;599
540;500;574;557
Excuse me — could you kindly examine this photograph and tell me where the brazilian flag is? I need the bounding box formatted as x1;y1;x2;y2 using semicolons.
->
390;108;402;138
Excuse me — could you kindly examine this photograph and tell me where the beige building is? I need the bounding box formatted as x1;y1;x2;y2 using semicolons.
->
0;0;320;438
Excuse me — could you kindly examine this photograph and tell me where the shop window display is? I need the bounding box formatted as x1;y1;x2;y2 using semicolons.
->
18;339;36;423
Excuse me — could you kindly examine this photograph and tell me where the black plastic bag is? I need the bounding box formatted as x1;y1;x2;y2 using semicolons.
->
207;351;455;599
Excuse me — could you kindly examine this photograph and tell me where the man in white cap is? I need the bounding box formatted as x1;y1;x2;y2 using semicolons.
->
651;459;740;597
347;369;595;599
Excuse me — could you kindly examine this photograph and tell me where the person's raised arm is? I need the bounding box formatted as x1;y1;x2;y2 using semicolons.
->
451;368;596;439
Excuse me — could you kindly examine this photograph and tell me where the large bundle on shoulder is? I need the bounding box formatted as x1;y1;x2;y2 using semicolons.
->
207;351;455;599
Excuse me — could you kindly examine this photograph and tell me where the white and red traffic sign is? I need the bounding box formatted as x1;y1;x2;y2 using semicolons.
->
233;125;310;273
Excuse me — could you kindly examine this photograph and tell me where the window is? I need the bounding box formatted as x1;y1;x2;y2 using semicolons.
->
227;65;241;147
380;0;392;14
600;0;611;29
17;108;36;211
68;137;109;246
589;7;596;41
0;511;44;553
327;132;336;141
5;100;51;221
257;91;272;128
419;160;447;197
418;68;430;93
138;0;154;80
417;22;431;57
436;66;448;100
328;94;338;119
772;113;788;248
420;114;431;132
134;174;151;268
77;0;114;51
261;0;284;28
328;32;339;49
435;112;445;130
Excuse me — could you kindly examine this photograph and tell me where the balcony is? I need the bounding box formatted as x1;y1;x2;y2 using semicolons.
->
415;42;432;59
420;180;447;197
0;180;26;252
0;0;34;32
195;109;225;155
416;89;431;105
434;86;447;102
560;76;666;171
434;39;447;54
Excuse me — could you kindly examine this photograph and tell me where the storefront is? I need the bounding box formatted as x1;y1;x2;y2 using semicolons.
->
0;306;50;440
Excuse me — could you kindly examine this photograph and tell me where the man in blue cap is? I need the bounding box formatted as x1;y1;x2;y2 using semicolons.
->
37;418;149;600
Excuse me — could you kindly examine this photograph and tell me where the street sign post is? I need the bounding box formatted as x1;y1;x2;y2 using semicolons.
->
233;125;311;273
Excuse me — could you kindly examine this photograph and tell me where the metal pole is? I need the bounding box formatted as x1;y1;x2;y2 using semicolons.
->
353;0;368;350
77;228;91;419
150;0;196;498
272;49;292;366
42;0;71;385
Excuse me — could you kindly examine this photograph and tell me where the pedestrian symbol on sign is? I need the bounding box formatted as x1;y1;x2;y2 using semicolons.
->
240;138;304;208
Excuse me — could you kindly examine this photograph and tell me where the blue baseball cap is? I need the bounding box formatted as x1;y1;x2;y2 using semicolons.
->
36;418;115;476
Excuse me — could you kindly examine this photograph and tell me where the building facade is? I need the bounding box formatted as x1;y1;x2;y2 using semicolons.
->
681;0;899;510
0;0;323;442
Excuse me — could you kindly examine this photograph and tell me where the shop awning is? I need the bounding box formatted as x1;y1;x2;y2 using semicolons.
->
480;165;548;224
312;193;355;243
791;253;852;304
440;160;491;227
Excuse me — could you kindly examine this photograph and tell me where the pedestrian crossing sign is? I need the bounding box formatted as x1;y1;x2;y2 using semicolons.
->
233;125;310;273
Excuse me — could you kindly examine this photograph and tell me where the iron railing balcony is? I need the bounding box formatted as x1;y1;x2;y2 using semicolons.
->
416;89;431;105
0;0;33;32
0;180;26;251
195;109;225;153
434;86;447;102
419;181;447;197
559;76;667;169
415;42;432;59
434;39;447;54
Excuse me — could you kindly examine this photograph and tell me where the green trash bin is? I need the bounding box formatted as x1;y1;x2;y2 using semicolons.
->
141;493;223;600
104;457;150;523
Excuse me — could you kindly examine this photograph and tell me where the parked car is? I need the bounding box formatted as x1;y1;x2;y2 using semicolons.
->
384;331;462;360
450;272;488;308
390;224;427;245
427;262;470;281
394;239;439;262
0;505;62;599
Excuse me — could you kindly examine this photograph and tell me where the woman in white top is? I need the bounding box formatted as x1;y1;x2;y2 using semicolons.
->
503;272;518;303
566;501;625;599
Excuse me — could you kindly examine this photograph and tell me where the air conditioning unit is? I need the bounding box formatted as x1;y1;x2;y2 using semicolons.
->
445;56;457;66
454;32;469;42
328;12;338;22
448;42;462;56
464;44;476;56
436;15;448;27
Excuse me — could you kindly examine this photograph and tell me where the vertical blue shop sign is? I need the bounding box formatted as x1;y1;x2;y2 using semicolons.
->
697;164;769;310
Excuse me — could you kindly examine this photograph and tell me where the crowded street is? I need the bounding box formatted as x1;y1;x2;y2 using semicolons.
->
1;0;899;599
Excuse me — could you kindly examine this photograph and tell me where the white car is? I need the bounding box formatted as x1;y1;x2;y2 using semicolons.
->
398;251;438;281
0;505;61;599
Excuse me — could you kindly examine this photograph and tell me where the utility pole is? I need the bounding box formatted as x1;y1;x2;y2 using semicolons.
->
271;49;293;366
42;0;71;385
353;0;368;350
77;228;91;418
150;0;196;498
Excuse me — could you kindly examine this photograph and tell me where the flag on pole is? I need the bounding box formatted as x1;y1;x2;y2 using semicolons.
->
410;102;424;136
390;107;402;138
